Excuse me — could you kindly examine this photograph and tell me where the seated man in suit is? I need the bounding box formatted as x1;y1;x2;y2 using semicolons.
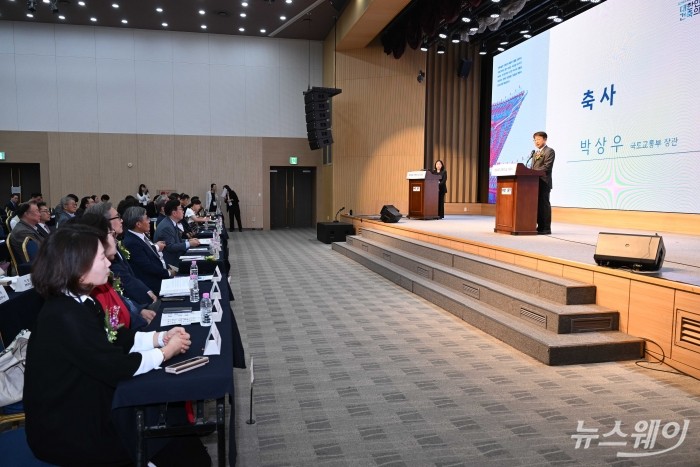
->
55;195;78;227
122;206;174;296
154;199;200;268
86;202;159;322
9;201;44;263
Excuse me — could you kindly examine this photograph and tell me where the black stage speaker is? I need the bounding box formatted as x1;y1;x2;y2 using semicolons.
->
594;232;665;271
304;86;342;151
457;59;473;78
380;205;402;223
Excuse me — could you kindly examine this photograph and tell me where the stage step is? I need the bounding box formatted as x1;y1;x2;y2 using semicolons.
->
359;228;596;305
332;233;644;366
345;235;618;335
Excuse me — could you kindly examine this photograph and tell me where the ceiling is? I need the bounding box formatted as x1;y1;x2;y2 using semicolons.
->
0;0;349;40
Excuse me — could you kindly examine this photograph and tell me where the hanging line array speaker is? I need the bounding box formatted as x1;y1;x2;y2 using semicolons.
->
303;87;342;150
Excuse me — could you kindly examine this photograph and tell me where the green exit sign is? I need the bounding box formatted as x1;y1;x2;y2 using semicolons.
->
0;152;5;160
289;156;298;165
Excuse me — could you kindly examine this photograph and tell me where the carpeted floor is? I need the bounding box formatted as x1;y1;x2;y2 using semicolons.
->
223;228;700;466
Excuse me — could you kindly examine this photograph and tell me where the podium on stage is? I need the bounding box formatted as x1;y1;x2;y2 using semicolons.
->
406;170;440;220
491;163;543;235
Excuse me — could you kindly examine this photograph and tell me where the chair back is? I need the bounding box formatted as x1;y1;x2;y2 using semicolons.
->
21;237;39;263
5;233;19;276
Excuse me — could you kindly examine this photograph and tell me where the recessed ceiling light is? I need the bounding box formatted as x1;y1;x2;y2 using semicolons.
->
42;0;49;3
238;27;245;32
161;22;168;27
90;17;97;22
260;28;266;33
121;19;128;24
26;13;34;18
285;0;292;3
58;15;65;20
280;16;286;21
156;7;163;13
201;25;207;29
241;2;248;7
198;9;205;15
78;1;85;6
112;3;119;8
240;12;246;17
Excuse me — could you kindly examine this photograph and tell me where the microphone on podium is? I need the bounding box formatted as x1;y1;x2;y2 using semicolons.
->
525;150;535;166
334;206;345;222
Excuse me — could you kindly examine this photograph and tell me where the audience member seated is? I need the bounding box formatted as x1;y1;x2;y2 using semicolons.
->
36;202;52;236
122;206;173;296
5;194;19;214
24;224;192;466
75;195;95;218
154;200;201;268
9;202;44;263
55;195;78;227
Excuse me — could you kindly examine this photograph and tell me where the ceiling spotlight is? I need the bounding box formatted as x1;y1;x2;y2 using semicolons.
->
111;3;119;8
90;17;97;22
27;0;37;13
78;1;85;6
497;46;505;52
491;0;501;2
468;23;479;34
161;22;168;27
286;0;292;3
548;7;563;22
26;12;34;17
58;15;65;19
523;33;532;39
451;32;460;44
479;43;487;55
280;16;286;20
238;27;245;32
260;28;266;33
519;22;531;34
420;41;428;52
121;19;127;24
489;7;501;19
240;12;246;17
437;43;446;55
438;28;447;39
461;14;471;23
201;25;207;29
156;7;163;13
241;1;248;6
499;34;508;45
199;9;205;15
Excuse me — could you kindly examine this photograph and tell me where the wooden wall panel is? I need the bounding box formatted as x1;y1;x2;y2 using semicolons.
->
593;273;631;332
47;132;61;205
173;135;212;200
55;132;100;198
0;130;51;201
136;135;176;195
627;282;674;358
98;133;139;201
332;41;425;217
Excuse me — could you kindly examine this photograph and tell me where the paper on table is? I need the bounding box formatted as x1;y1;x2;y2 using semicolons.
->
179;255;206;261
160;276;190;297
161;310;201;326
197;238;212;245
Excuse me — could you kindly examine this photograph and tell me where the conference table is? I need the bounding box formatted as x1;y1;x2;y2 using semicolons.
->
113;278;244;467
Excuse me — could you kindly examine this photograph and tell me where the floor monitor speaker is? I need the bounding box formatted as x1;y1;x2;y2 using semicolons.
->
594;232;665;271
380;205;402;223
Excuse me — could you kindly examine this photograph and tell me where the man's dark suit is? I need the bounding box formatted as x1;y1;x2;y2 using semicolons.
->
153;218;188;268
9;220;44;263
110;250;152;305
531;145;555;233
121;231;169;295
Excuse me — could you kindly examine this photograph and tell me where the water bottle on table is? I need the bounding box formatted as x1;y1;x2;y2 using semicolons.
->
200;293;212;327
189;273;199;303
190;260;199;279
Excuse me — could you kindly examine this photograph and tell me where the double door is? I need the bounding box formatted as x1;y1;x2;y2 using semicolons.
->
270;167;315;229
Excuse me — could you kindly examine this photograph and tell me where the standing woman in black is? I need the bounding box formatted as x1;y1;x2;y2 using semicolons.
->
222;184;243;232
433;160;447;219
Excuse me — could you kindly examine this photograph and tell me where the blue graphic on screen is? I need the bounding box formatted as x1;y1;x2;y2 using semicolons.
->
489;0;700;214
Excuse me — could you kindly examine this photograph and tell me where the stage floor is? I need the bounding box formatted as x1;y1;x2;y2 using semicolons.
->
353;214;700;288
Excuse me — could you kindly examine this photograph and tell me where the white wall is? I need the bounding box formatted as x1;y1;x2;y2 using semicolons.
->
0;21;323;137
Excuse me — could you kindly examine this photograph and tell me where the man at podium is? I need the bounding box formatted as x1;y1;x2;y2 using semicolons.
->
530;131;555;235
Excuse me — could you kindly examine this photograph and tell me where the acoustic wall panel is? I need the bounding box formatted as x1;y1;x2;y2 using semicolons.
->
13;22;55;56
135;60;174;134
0;53;18;130
0;22;13;54
208;35;246;66
245;67;280;137
172;31;210;64
95;28;135;60
134;29;173;62
209;64;247;136
173;61;211;135
96;58;137;134
57;56;99;133
15;54;58;131
55;24;96;58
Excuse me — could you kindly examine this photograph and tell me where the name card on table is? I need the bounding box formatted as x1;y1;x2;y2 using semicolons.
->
211;299;223;322
490;163;518;177
203;323;221;355
0;286;9;305
209;281;221;300
212;266;222;283
10;274;33;293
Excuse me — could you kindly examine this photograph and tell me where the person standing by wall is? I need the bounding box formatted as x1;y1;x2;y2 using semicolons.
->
432;160;447;219
222;184;242;232
205;183;219;215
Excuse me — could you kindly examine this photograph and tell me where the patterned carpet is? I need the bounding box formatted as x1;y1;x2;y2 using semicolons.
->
226;229;700;466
